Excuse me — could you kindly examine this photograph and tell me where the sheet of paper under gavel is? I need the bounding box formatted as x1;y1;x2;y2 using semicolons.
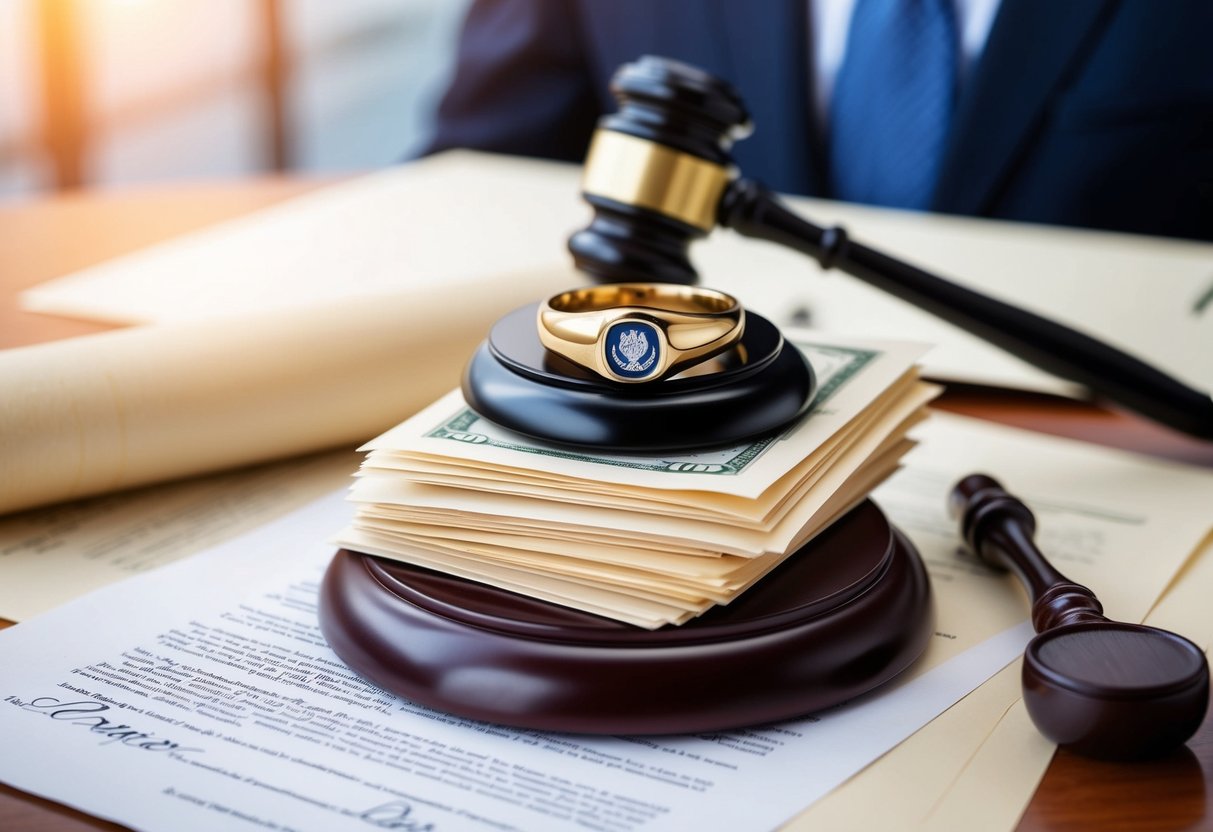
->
949;474;1210;760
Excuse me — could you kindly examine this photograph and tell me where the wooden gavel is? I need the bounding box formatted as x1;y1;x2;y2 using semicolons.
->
569;56;1213;440
950;474;1210;760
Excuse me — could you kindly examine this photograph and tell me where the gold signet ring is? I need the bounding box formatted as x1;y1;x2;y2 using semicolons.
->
537;284;745;383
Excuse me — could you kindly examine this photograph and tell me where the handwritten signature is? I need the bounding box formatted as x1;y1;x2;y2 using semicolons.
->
360;800;437;831
5;695;203;755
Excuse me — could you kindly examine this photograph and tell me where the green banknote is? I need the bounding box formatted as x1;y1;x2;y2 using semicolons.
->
421;343;879;477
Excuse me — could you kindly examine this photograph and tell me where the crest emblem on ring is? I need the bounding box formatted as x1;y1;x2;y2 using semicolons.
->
605;321;660;379
618;330;649;364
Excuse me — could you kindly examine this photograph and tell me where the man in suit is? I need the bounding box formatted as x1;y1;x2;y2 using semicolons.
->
424;0;1213;241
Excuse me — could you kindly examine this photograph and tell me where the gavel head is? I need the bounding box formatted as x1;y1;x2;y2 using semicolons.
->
568;56;753;285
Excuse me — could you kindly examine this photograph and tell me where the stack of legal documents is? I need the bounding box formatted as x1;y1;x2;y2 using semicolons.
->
333;334;939;628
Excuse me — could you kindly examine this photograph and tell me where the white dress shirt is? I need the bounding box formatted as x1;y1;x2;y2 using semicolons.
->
810;0;1004;128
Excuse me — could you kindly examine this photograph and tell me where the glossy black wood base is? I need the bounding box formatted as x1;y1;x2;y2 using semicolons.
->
318;500;933;735
461;304;816;451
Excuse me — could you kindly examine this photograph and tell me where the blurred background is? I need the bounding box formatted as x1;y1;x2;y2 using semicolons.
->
0;0;470;197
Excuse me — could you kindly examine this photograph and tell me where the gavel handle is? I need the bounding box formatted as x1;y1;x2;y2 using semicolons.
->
949;474;1107;632
719;179;1213;440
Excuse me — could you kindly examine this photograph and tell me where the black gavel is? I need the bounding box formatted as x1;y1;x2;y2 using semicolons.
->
950;474;1209;760
568;56;1213;441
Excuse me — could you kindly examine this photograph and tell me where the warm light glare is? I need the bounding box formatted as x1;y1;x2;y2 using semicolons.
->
4;0;463;194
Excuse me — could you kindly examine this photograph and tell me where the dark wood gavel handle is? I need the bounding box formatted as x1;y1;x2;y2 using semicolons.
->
719;179;1213;441
949;474;1107;632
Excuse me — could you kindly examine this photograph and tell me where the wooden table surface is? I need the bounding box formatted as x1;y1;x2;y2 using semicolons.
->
2;179;1212;832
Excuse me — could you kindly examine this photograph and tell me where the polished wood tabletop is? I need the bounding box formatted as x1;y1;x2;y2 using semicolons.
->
1;179;1211;832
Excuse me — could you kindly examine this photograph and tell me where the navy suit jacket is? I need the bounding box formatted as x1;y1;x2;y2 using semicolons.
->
425;0;1213;241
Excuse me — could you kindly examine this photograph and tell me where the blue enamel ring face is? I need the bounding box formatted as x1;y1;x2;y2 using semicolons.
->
604;320;662;381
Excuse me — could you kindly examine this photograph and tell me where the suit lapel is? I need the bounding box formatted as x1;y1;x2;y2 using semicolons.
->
932;0;1117;215
709;0;821;195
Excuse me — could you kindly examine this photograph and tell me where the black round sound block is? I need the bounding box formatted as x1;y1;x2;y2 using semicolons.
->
318;499;933;735
460;303;816;451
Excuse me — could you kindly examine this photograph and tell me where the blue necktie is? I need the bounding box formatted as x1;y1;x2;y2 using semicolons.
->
828;0;958;209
